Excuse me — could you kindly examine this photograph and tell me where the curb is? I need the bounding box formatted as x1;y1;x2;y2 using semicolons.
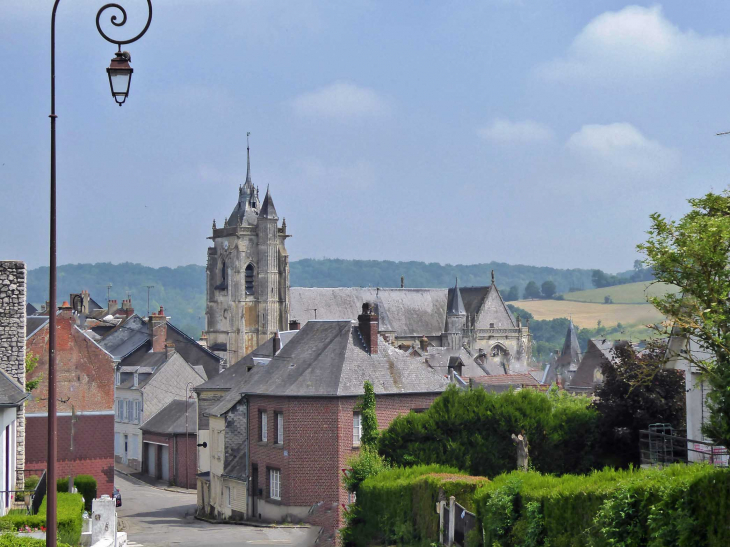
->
114;468;196;495
194;515;311;529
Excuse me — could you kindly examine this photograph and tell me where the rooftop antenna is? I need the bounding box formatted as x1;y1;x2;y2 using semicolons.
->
106;283;112;310
306;308;318;320
145;285;155;317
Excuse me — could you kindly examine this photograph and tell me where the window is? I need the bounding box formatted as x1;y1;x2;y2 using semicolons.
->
115;371;120;385
275;412;283;445
126;400;132;422
353;412;362;447
489;323;495;328
269;469;280;500
225;486;231;507
245;264;255;295
135;401;141;424
260;411;268;442
116;399;123;421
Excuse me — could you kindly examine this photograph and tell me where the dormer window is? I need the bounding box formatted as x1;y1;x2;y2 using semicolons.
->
245;264;255;295
133;373;139;387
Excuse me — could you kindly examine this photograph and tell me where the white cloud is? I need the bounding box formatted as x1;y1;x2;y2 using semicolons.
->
477;119;554;143
566;122;677;174
537;5;730;82
290;82;390;121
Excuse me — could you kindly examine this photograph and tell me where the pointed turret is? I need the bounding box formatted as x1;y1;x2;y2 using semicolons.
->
259;185;278;219
556;320;581;370
447;277;466;316
228;134;259;226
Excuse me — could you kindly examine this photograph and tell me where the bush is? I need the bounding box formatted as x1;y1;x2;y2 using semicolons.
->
0;493;84;546
378;386;601;478
57;475;97;512
23;476;40;492
343;446;390;493
0;536;71;547
343;465;488;547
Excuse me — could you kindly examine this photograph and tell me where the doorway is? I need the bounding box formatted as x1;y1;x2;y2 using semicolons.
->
251;464;258;518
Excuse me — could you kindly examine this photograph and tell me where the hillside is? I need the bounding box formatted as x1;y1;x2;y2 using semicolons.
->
27;259;603;338
561;281;679;304
513;299;664;330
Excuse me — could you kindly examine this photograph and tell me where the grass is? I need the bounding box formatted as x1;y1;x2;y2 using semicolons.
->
560;281;679;304
514;299;664;329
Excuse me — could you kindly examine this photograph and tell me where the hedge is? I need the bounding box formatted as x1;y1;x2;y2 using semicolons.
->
378;386;601;478
342;464;489;547
474;464;730;547
0;493;84;546
23;476;40;492
57;475;97;512
0;536;71;547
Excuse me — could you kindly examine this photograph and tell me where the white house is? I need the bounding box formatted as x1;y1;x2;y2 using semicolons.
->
0;369;29;515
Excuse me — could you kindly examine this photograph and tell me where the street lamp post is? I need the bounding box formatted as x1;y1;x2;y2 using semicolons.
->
48;3;152;545
185;382;195;490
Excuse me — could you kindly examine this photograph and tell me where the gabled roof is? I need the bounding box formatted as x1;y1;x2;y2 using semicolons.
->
26;303;38;316
569;339;626;389
0;369;29;407
26;315;49;339
140;399;196;435
97;314;149;360
166;322;222;379
447;279;466;316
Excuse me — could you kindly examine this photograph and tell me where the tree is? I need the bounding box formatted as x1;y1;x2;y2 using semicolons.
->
541;280;557;299
25;351;40;392
592;342;685;467
360;381;378;448
505;286;520;302
523;281;541;300
638;190;730;447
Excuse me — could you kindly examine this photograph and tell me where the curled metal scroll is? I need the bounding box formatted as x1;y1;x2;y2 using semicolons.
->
96;1;153;48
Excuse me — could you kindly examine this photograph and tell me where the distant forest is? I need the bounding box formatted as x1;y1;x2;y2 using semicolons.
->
27;259;622;339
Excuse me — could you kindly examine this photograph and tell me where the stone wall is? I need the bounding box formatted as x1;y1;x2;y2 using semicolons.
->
0;260;26;488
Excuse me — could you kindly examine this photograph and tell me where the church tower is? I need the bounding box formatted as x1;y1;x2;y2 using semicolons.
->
444;278;466;350
204;136;290;365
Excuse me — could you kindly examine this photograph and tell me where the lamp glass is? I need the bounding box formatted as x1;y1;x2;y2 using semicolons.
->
109;70;131;96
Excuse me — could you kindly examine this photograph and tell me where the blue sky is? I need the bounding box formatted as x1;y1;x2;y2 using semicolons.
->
2;0;729;272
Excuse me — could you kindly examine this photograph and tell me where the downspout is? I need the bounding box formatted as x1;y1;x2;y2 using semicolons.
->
172;435;176;486
244;395;250;519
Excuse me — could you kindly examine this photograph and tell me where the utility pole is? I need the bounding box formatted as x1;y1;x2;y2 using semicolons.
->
145;285;155;317
107;283;112;310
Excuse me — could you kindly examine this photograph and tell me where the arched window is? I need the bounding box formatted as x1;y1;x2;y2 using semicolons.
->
491;344;508;358
245;264;255;295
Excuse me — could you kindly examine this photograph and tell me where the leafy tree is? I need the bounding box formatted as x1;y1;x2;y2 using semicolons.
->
342;446;390;493
592;342;685;467
523;281;541;300
360;381;378;448
25;351;40;392
505;286;520;302
541;280;557;299
638;190;730;448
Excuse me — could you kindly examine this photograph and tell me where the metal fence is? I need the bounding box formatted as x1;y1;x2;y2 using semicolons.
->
439;496;477;546
32;470;47;515
639;428;728;467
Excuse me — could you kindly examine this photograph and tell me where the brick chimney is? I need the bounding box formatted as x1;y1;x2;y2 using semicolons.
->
273;332;281;354
121;299;135;317
165;341;176;360
358;302;379;355
288;320;301;331
149;306;167;353
401;276;405;289
108;299;118;315
419;335;429;353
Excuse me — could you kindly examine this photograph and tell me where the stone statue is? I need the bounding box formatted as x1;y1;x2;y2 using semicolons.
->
511;432;529;471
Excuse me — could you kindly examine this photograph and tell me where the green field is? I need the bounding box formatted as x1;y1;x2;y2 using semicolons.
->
561;281;679;304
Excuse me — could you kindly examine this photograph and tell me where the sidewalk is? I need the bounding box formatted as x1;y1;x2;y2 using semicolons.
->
114;463;196;495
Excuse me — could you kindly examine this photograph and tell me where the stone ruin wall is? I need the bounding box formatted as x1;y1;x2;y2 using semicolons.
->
0;260;26;488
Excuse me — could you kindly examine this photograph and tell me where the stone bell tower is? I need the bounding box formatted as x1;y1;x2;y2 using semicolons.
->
204;136;291;366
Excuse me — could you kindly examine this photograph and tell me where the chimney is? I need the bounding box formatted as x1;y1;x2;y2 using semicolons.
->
273;332;281;354
288;319;301;331
108;299;118;315
401;276;405;289
149;306;167;353
357;302;379;355
419;335;429;353
121;299;135;317
165;341;176;359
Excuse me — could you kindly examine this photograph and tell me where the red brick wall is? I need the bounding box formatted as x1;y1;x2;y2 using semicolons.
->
25;414;115;497
248;392;440;542
26;311;115;414
141;432;197;489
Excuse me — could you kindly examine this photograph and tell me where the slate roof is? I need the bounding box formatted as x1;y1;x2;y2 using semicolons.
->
470;373;540;388
207;320;448;415
26;316;49;339
259;187;277;219
0;369;29;407
98;315;149;360
447;279;466;316
26;303;38;316
556;320;581;370
423;347;499;377
140;399;197;435
166;322;222;380
223;450;247;480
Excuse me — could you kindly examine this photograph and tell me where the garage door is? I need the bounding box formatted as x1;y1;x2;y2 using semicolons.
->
160;445;169;482
147;443;156;477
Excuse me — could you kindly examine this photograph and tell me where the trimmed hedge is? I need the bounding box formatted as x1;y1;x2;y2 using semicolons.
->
343;464;489;547
0;493;84;546
0;536;71;547
57;475;97;512
23;476;40;492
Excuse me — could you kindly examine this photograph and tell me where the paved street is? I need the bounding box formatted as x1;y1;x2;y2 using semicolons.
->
115;472;320;547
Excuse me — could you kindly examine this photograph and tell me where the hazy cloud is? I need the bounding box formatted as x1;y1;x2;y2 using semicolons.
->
477;119;554;143
538;5;730;82
290;82;390;121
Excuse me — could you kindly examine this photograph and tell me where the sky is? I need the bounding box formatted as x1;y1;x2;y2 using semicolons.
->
2;0;730;273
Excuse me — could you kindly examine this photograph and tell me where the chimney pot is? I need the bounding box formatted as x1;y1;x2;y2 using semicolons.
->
358;302;379;355
288;320;301;331
273;332;281;354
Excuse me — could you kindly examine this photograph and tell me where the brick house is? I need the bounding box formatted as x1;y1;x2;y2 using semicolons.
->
197;303;449;542
25;303;117;496
139;399;198;488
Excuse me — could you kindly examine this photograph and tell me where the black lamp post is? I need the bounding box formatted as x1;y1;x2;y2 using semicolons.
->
48;3;152;546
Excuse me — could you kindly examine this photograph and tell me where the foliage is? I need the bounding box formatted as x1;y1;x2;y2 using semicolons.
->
0;536;71;547
592;342;686;468
359;381;378;448
23;476;39;491
505;286;520;302
24;352;40;393
0;493;83;546
541;280;557;299
342;465;486;547
638;190;730;448
57;475;97;513
378;386;601;478
343;445;390;493
524;281;541;300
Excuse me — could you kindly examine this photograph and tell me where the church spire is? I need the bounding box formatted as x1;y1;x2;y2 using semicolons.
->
447;277;466;316
245;131;253;187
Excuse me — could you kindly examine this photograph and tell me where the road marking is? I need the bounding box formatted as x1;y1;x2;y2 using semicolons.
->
127;542;144;546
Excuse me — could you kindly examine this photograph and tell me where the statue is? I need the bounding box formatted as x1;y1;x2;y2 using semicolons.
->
511;431;529;471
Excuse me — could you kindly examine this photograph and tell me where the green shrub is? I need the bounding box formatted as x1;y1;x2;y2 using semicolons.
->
0;536;71;547
343;445;390;493
0;492;84;546
57;475;96;513
378;385;600;478
23;476;40;492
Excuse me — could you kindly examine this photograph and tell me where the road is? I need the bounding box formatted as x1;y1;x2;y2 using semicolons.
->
115;472;320;547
